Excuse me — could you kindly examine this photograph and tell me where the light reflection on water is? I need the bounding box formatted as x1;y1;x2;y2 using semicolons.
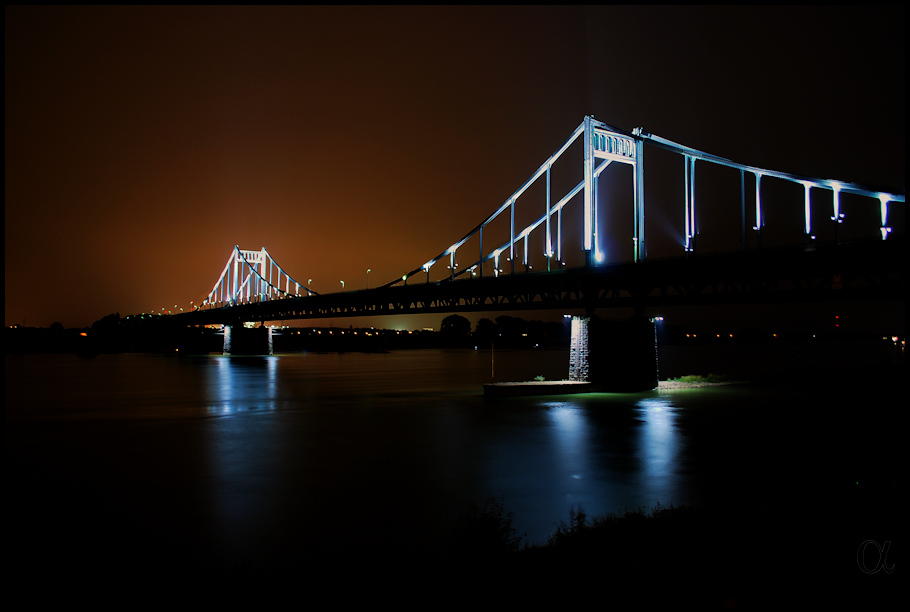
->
636;397;681;503
194;354;696;548
545;402;589;482
7;343;904;584
7;350;787;564
207;355;279;415
525;395;684;533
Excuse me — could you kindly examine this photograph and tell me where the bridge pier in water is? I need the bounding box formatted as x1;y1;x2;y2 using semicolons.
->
569;315;658;392
223;324;273;356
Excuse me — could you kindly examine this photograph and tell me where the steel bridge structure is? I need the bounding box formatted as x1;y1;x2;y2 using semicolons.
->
180;117;904;326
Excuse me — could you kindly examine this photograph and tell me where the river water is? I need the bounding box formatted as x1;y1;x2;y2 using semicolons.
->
5;345;904;581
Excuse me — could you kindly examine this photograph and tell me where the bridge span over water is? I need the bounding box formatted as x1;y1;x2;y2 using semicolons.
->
176;237;904;326
176;116;902;324
160;117;903;383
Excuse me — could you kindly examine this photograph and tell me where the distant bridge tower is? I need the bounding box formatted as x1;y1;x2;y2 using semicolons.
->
202;246;309;355
204;246;310;309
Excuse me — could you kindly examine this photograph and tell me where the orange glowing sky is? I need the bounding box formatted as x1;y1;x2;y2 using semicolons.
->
5;6;905;329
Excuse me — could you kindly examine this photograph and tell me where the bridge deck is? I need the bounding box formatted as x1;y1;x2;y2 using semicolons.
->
178;237;905;325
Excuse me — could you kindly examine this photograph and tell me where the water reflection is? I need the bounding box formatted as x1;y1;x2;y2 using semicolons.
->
635;396;682;503
521;394;686;536
206;355;279;415
545;401;590;483
201;355;287;560
196;355;689;554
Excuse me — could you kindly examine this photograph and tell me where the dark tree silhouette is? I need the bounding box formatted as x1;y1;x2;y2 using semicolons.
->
473;318;498;345
440;314;471;346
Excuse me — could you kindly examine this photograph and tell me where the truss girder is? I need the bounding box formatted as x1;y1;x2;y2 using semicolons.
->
178;238;904;326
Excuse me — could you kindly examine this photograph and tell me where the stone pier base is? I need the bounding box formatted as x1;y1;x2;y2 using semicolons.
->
568;315;657;392
223;325;273;356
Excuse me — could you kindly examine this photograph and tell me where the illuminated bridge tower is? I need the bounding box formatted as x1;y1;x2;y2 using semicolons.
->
202;246;309;356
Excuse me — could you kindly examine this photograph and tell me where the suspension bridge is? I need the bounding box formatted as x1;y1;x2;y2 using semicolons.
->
180;116;903;322
168;117;904;383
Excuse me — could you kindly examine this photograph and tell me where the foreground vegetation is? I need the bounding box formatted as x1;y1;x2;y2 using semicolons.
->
440;496;895;605
666;373;733;384
450;498;710;561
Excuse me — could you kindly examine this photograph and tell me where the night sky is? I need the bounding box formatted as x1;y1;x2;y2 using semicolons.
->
5;6;905;330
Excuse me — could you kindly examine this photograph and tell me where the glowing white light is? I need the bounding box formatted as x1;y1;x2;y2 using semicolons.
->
801;181;814;235
879;194;892;240
753;172;762;230
831;182;843;222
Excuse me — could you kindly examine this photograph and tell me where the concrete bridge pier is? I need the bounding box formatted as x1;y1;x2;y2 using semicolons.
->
569;315;658;391
223;324;273;356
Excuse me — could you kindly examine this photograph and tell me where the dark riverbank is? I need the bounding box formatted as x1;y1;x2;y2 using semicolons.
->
447;495;902;607
6;317;901;367
3;314;570;354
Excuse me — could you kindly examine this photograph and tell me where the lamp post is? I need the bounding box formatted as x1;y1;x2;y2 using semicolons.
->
367;269;371;289
650;316;664;383
340;280;345;291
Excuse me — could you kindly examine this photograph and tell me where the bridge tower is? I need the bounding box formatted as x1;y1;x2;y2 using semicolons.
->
200;245;309;356
584;116;647;265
